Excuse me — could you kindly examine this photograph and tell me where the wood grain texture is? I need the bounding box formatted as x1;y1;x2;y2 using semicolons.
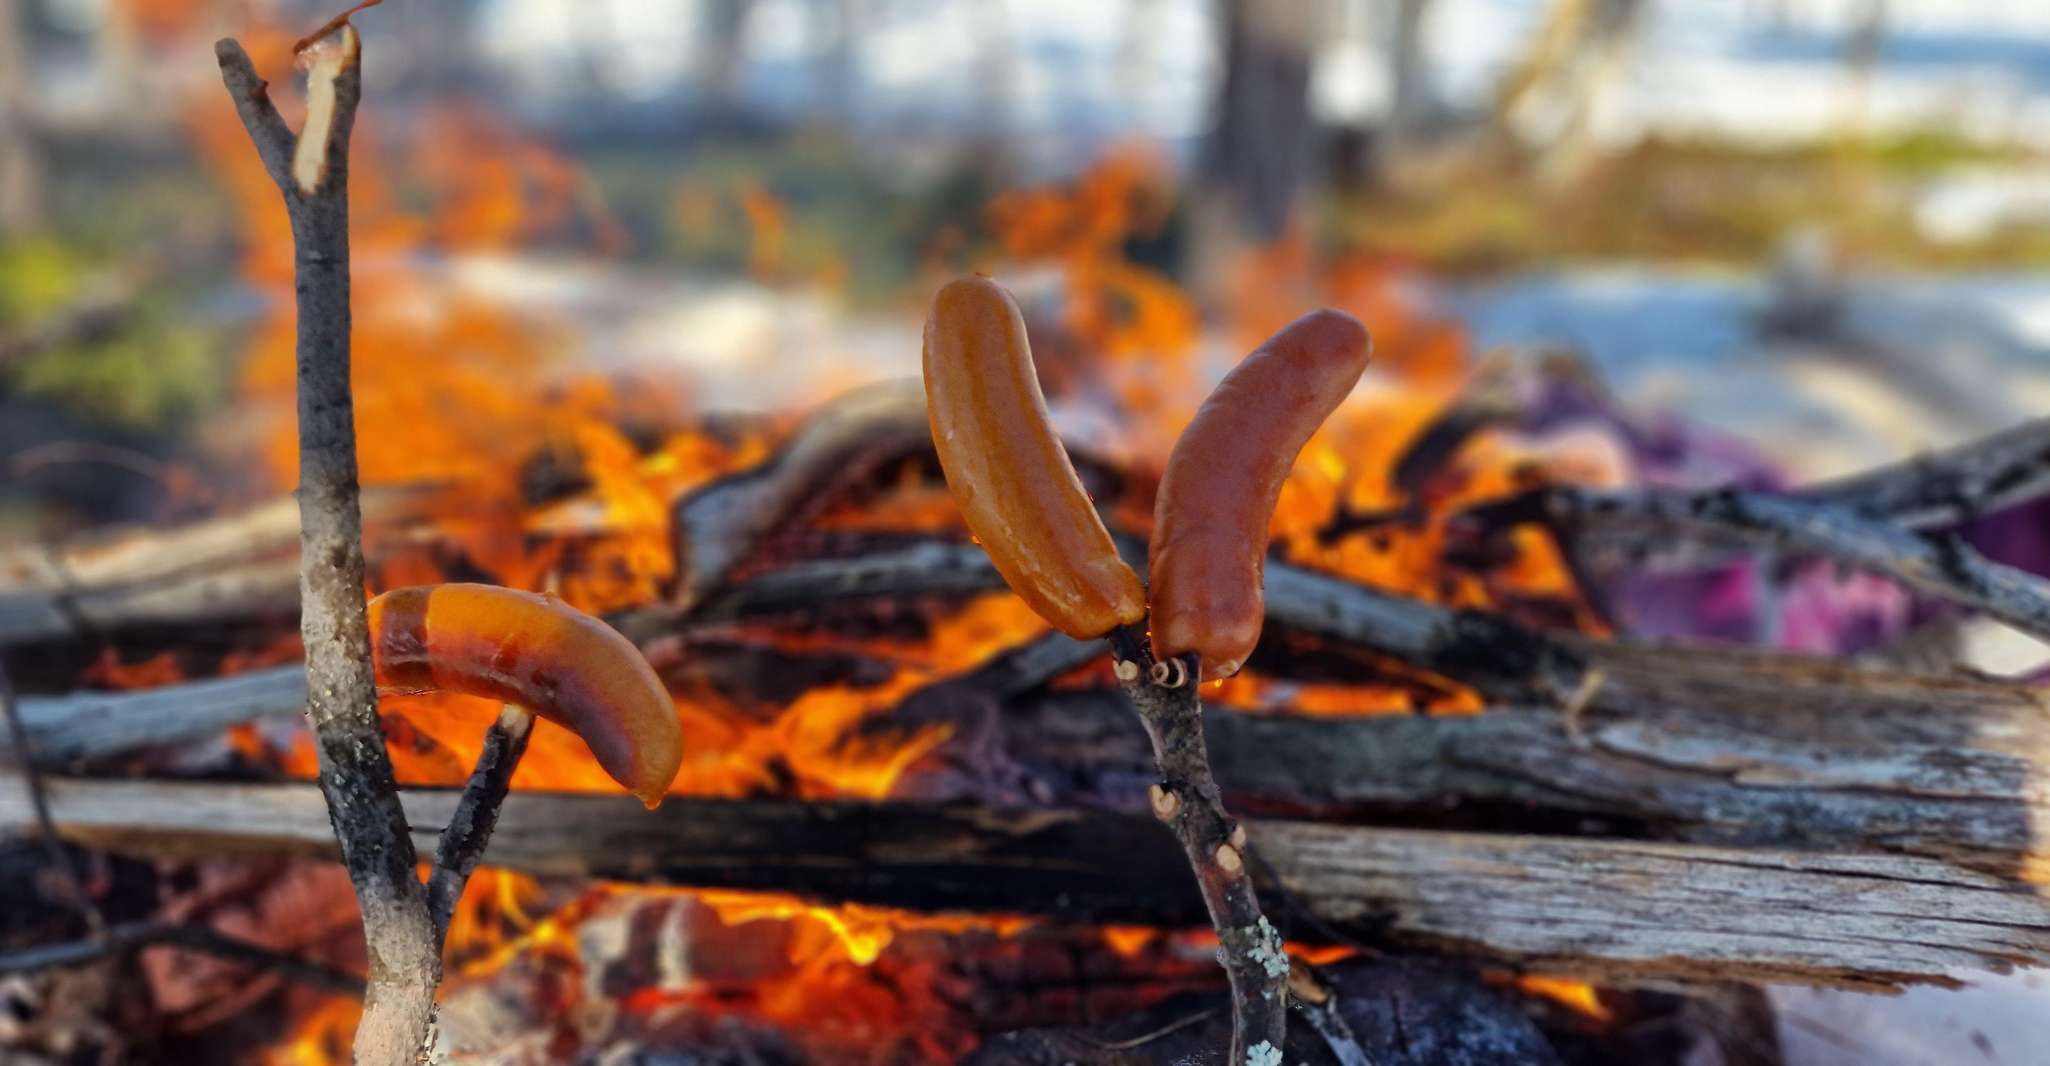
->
8;772;2049;991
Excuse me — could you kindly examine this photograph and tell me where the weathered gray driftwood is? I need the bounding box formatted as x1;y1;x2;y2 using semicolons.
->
0;487;440;646
4;772;2043;991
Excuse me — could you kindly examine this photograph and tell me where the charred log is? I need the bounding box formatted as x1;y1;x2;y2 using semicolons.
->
17;628;2050;885
970;958;1565;1066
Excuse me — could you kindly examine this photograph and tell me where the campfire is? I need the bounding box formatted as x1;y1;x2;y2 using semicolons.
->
9;8;2050;1066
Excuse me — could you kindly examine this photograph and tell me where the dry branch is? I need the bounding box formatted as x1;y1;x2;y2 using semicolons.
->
1;661;102;934
1108;629;1287;1059
216;28;439;1064
1462;484;2050;644
424;705;531;939
1801;415;2050;529
0;486;441;646
669;380;934;610
0;920;365;996
7;773;2045;991
8;663;307;765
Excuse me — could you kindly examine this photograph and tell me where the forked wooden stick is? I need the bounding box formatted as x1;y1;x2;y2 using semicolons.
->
1108;627;1289;1064
215;23;440;1064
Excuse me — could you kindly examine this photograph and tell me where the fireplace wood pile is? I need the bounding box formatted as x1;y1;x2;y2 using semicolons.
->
8;383;2050;1033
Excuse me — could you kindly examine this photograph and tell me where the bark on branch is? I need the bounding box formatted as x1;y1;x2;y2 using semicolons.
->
1109;627;1287;1063
1801;415;2050;529
215;31;440;1065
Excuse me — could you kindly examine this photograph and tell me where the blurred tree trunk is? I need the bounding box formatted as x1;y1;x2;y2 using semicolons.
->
974;0;1017;142
1115;0;1164;117
697;0;752;120
1387;0;1438;148
1205;0;1317;244
1831;0;1889;227
411;0;487;96
0;0;38;233
817;0;864;125
1494;0;1644;185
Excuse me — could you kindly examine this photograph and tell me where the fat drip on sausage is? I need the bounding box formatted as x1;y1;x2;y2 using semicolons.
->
1148;310;1372;676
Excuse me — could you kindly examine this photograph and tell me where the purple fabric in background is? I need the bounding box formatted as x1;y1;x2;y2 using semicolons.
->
1508;372;1929;655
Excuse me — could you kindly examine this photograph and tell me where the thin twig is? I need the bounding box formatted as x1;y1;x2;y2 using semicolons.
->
426;705;534;940
1460;485;2050;645
1071;1007;1219;1050
216;24;440;1066
0;920;364;996
292;0;386;54
1290;964;1377;1066
1109;625;1289;1064
0;662;105;936
1800;416;2050;530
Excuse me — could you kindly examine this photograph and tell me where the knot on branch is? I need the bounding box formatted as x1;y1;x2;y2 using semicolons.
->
1150;657;1190;689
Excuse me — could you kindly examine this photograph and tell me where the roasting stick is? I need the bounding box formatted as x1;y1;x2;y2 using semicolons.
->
214;19;441;1063
922;277;1291;1060
1113;308;1373;1064
922;278;1283;1059
922;277;1371;1062
1108;629;1291;1063
425;704;534;935
216;13;689;1058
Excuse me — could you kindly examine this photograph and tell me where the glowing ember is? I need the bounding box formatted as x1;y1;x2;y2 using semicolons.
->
1516;975;1616;1023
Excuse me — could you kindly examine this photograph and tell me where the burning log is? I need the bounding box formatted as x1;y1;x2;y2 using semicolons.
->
7;772;2047;991
18;604;2050;881
932;645;2050;879
9;397;2050;656
972;958;1563;1066
668;538;1589;702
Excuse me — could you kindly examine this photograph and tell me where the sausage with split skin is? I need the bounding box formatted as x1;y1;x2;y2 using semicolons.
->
366;583;683;808
1149;310;1372;677
923;276;1146;639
